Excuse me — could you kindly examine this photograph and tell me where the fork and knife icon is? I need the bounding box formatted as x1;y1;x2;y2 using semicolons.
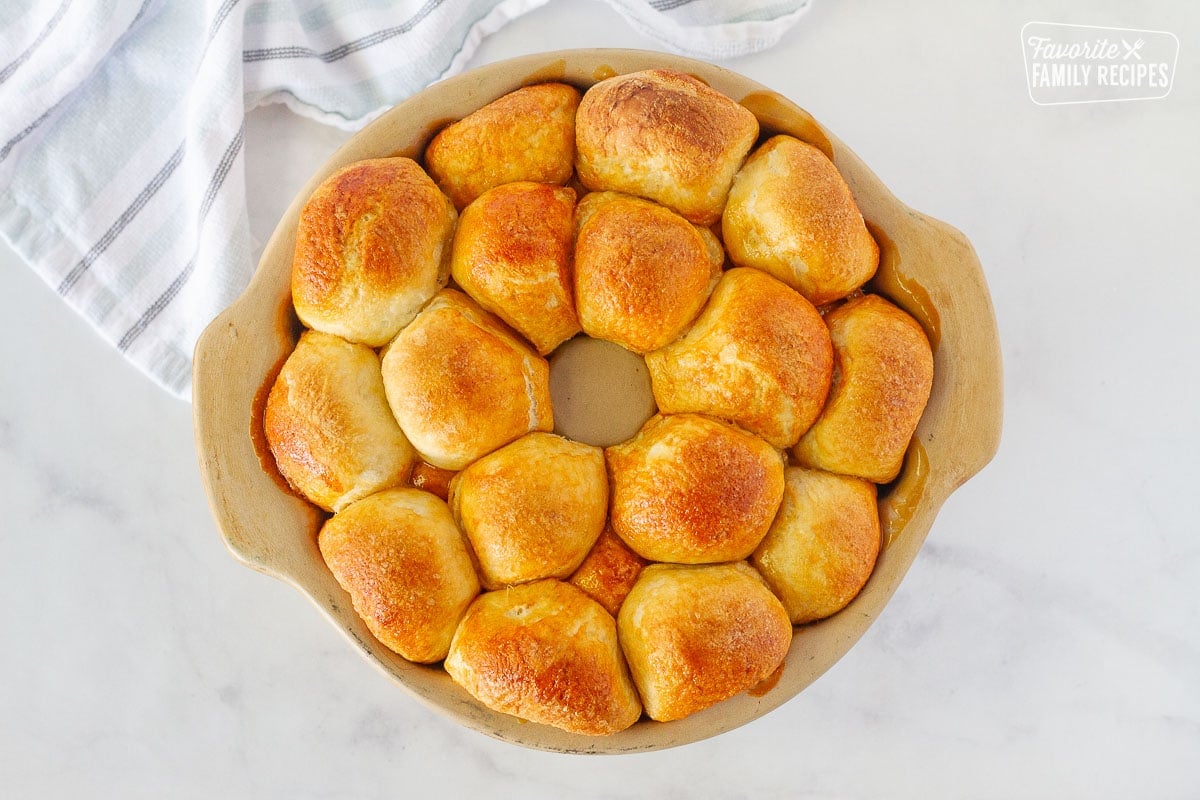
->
1122;38;1145;60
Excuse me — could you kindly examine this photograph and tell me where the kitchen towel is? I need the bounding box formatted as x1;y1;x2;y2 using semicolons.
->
0;0;811;398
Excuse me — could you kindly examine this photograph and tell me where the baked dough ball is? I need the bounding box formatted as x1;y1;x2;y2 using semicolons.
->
723;135;879;306
752;467;880;624
450;182;580;355
569;524;648;616
318;489;480;663
574;193;721;353
264;330;415;512
381;289;553;471
449;433;607;589
445;580;642;735
291;157;456;346
618;563;792;722
794;294;934;483
646;267;834;448
607;414;785;563
572;190;726;263
425;82;580;209
575;69;759;225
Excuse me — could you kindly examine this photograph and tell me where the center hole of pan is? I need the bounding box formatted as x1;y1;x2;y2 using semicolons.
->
548;336;657;448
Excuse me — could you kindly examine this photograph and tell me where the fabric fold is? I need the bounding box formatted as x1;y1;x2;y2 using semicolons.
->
0;0;811;398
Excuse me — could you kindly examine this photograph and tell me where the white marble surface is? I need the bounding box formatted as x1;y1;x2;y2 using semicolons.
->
2;1;1198;797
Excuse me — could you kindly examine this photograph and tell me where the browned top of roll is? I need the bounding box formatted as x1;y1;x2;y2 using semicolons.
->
448;432;608;590
723;135;878;306
574;193;721;353
752;467;880;624
794;294;934;483
445;579;642;736
646;267;833;448
450;181;580;355
617;562;792;722
381;289;553;471
318;489;480;663
264;330;414;512
606;413;785;564
575;69;759;225
291;157;455;347
425;82;580;210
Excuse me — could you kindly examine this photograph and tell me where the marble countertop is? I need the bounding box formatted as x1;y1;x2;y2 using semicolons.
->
2;1;1197;797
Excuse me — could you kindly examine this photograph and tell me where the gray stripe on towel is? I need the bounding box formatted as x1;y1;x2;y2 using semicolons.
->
56;143;186;296
54;0;242;295
117;124;245;351
650;0;699;11
0;0;74;86
243;0;445;63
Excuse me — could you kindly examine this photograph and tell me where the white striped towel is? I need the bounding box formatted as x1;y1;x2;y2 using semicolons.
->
0;0;812;399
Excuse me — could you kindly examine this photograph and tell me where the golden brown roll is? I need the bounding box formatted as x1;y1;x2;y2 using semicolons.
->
646;267;833;448
264;330;414;512
445;579;642;735
318;488;480;663
752;467;880;624
606;413;785;564
424;83;580;209
450;182;580;355
723;135;879;306
574;194;721;353
617;563;792;722
572;190;726;262
575;69;759;225
448;433;607;589
291;157;456;346
569;524;648;616
380;289;553;471
794;294;934;483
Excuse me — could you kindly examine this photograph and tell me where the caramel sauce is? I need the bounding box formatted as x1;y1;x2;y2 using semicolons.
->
861;222;938;546
410;462;456;501
866;222;941;351
738;91;834;160
748;660;786;697
520;58;567;87
891;268;941;351
877;442;930;548
249;299;304;497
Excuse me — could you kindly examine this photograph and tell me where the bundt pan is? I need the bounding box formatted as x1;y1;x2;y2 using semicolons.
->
192;49;1003;753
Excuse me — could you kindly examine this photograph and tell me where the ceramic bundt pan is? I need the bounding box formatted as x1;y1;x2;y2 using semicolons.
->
193;49;1003;754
